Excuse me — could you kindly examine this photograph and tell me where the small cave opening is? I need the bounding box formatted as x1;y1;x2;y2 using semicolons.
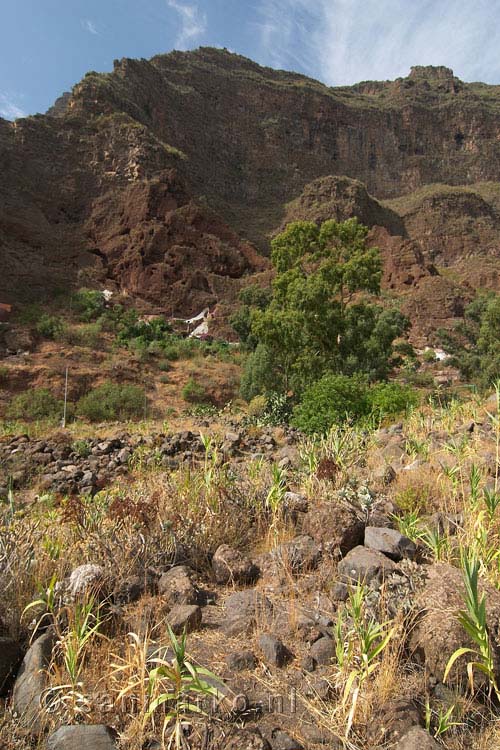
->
454;132;465;149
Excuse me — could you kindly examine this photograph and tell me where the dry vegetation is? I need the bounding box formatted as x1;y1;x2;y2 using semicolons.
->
0;386;499;749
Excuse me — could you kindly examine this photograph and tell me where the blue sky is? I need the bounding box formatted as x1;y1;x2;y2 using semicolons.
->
2;0;500;119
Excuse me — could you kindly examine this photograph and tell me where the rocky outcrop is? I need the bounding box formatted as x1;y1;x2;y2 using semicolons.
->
2;48;500;332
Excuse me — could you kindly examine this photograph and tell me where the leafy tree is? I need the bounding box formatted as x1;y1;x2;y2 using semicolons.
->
242;218;408;397
439;292;500;386
230;284;271;347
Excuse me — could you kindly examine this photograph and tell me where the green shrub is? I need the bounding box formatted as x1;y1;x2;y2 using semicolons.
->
261;392;292;426
368;382;419;420
36;314;65;340
422;349;436;363
71;289;105;322
405;370;435;388
292;374;370;434
293;375;419;434
77;382;146;422
0;366;9;384
439;292;500;386
162;344;180;361
181;378;208;404
16;303;43;324
7;388;62;421
158;360;171;372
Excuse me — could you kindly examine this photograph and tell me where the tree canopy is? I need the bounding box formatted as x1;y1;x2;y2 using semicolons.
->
240;218;409;400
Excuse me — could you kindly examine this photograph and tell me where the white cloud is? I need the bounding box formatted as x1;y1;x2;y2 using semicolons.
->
166;0;207;49
256;0;500;85
0;93;26;120
82;19;99;36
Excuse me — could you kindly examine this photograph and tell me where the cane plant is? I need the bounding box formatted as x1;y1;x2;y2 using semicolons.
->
444;555;500;701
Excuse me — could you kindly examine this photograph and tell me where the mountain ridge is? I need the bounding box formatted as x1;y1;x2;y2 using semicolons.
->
1;47;500;340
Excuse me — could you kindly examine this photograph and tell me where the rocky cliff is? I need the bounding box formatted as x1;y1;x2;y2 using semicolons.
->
1;48;500;330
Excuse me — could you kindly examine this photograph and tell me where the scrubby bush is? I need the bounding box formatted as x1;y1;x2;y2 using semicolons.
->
247;394;267;417
71;289;105;322
7;388;62;421
162;343;180;361
77;382;146;422
36;314;65;340
181;378;208;403
63;323;102;348
368;381;419;420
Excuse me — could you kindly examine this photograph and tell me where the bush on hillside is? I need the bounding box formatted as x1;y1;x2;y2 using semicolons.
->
77;382;146;422
7;388;63;422
292;374;370;434
71;289;106;322
181;378;209;404
440;292;500;386
292;374;418;434
369;381;419;420
36;314;65;340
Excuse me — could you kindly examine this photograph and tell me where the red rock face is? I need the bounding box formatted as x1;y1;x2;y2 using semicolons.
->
0;48;500;329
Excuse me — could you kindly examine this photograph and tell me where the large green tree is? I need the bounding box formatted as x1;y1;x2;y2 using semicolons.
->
241;218;409;400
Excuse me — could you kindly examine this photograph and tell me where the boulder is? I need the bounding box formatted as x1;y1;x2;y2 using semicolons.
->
394;726;439;750
366;698;422;746
66;564;106;602
222;589;273;636
226;650;257;672
270;729;304;750
166;604;202;634
112;575;144;605
225;728;271;750
258;634;292;668
309;635;334;666
158;566;199;606
212;544;259;585
303;501;364;555
282;491;309;523
271;535;321;574
337;545;397;584
364;526;416;561
12;629;55;732
47;724;118;749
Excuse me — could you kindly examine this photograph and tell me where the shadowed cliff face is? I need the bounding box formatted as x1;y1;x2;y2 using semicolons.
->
67;50;500;239
1;48;500;329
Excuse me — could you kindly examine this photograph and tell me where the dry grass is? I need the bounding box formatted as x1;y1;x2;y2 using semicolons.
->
1;390;500;748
